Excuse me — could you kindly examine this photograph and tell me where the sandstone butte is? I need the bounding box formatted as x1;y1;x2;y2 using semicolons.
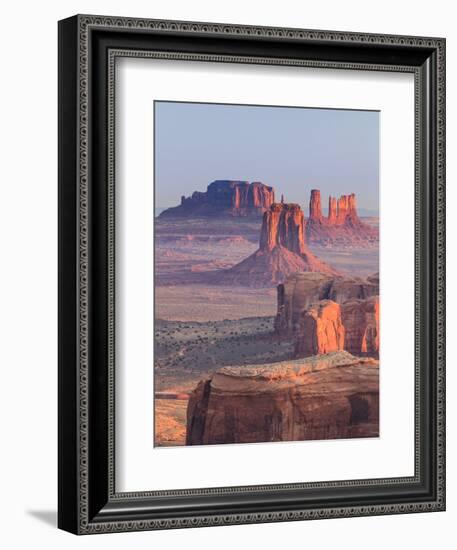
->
275;271;379;335
294;296;379;357
306;189;378;245
159;180;275;218
215;203;340;287
186;351;379;445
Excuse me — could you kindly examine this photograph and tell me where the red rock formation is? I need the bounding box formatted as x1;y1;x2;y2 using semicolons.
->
215;203;339;287
275;272;379;335
231;181;274;210
305;189;378;246
259;203;307;255
333;193;361;227
341;296;379;354
309;189;323;222
186;351;379;445
160;180;275;218
294;296;379;357
328;196;337;224
250;181;275;209
295;300;345;356
346;193;361;226
336;194;349;224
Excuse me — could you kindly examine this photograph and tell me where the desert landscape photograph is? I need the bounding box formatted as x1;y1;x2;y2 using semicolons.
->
153;101;380;447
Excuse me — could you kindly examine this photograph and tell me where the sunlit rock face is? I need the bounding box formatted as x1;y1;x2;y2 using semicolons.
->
306;189;378;245
309;189;324;222
160;180;275;218
275;272;379;336
294;300;345;356
259;203;308;255
328;195;338;224
215;203;339;287
294;296;379;357
186;351;379;445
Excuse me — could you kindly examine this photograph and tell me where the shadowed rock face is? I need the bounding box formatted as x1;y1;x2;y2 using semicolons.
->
295;300;345;356
341;296;379;354
306;189;378;245
215;203;339;287
275;271;379;335
186;351;379;445
160;180;275;218
294;296;379;357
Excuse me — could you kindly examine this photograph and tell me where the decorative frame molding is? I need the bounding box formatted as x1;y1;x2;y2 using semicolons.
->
58;14;445;534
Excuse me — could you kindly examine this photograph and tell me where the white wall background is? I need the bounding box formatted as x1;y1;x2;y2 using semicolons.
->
0;1;453;548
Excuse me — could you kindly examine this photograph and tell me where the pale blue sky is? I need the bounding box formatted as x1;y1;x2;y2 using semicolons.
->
155;101;379;214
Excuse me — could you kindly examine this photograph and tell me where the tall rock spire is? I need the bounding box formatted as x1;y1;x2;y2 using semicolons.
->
345;193;361;226
336;195;349;224
259;203;307;255
309;189;323;222
328;196;337;223
305;189;377;245
217;202;339;287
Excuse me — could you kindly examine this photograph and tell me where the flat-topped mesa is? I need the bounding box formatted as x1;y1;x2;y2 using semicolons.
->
309;189;323;222
186;351;379;445
259;203;307;255
219;180;274;210
248;181;275;209
160;180;275;218
213;203;339;287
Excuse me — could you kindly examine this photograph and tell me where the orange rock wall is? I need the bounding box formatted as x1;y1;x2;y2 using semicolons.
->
259;203;307;255
295;296;379;356
296;300;345;356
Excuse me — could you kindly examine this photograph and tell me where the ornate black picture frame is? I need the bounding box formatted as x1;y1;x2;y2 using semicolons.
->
58;14;445;534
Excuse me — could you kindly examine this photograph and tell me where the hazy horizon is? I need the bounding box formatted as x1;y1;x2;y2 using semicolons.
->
155;101;379;214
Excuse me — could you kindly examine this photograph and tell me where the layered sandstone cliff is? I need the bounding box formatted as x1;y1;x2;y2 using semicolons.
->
186;351;379;445
275;271;379;335
294;296;379;357
159;180;275;218
215;203;339;287
306;189;378;246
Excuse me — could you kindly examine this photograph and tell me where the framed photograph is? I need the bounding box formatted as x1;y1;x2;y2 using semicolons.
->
58;14;445;534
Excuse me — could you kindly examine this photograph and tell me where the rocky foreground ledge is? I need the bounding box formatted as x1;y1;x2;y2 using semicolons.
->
186;351;379;445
